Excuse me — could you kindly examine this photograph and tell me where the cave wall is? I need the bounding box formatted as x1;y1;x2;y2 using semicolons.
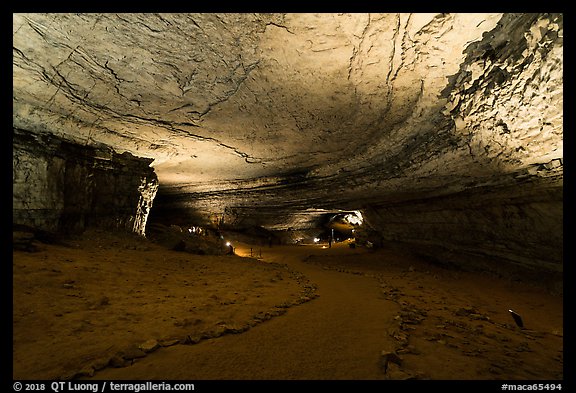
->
360;177;562;276
13;128;158;235
358;13;563;280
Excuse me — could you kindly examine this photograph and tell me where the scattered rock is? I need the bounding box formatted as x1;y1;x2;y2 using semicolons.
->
551;330;563;337
13;231;38;252
122;347;147;360
252;312;271;321
469;313;490;321
384;363;422;380
380;350;403;373
522;330;545;339
75;367;95;378
109;355;128;368
202;329;223;339
391;331;409;346
400;310;426;324
455;306;477;316
220;324;249;334
397;345;421;355
90;358;110;371
183;335;202;345
159;339;180;347
139;339;160;353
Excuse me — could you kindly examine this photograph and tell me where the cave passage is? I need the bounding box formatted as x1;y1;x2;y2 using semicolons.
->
12;12;563;382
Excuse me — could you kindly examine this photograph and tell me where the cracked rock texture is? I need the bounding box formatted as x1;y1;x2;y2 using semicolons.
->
13;13;562;278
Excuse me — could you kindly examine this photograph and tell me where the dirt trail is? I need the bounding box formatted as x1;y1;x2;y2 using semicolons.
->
85;240;564;381
14;231;562;381
88;243;401;380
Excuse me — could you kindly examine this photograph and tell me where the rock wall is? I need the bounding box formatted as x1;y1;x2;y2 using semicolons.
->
360;177;562;277
358;13;563;282
13;128;158;235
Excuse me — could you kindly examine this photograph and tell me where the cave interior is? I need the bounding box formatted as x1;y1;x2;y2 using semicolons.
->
13;12;563;286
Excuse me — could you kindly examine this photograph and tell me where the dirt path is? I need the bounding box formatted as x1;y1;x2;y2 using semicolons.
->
14;232;562;381
81;241;562;381
87;243;400;380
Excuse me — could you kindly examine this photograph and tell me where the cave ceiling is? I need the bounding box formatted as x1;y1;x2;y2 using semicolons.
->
12;13;563;229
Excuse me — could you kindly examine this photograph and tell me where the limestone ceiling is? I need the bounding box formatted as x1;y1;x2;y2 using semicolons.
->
13;13;563;224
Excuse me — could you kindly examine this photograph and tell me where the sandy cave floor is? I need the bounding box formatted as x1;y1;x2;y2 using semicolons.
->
12;230;563;380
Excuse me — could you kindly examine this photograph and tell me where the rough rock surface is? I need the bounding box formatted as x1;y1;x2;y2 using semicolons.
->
13;128;158;235
12;13;563;277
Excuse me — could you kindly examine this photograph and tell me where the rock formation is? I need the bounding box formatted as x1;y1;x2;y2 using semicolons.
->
13;127;158;235
13;13;563;279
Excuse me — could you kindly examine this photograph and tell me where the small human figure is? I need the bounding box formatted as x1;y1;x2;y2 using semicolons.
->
227;243;234;255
